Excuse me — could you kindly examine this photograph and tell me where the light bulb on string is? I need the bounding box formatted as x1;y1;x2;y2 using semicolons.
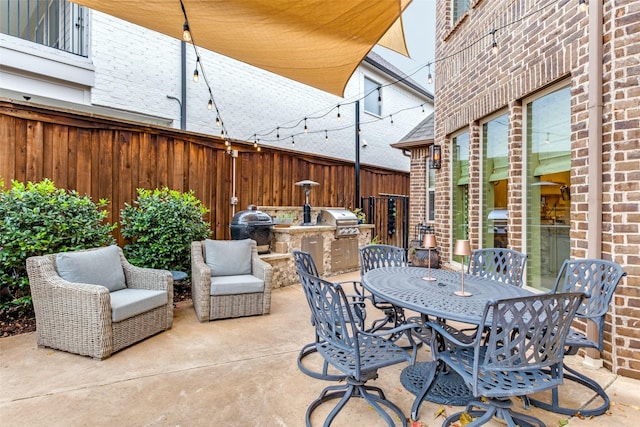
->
358;128;362;135
427;63;433;85
337;105;341;122
291;136;295;147
304;118;308;133
257;146;261;152
254;140;259;149
377;87;382;105
325;130;329;143
578;0;587;12
390;114;394;125
421;104;425;114
276;127;280;139
193;59;200;82
490;29;498;55
182;22;192;42
215;116;221;127
207;98;213;110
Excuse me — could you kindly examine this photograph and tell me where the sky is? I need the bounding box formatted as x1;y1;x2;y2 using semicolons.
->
372;0;437;94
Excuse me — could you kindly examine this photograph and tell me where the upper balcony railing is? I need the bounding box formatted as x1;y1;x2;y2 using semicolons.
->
1;0;88;57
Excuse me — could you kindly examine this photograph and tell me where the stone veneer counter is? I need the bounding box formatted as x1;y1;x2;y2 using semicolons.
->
260;224;374;288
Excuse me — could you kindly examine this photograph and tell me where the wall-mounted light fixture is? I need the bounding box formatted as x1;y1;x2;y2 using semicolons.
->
429;144;442;169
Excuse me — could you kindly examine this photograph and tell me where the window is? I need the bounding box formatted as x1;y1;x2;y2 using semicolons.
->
426;160;436;222
452;0;470;23
452;131;469;263
481;113;509;248
525;84;571;290
0;0;88;57
364;77;381;116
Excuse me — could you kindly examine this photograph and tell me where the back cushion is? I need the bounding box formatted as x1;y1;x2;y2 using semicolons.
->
205;239;252;276
56;245;127;292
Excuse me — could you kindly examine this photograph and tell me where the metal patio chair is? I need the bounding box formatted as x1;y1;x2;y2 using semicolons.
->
426;292;584;427
359;244;408;333
292;250;365;381
526;258;626;417
297;270;421;427
468;248;528;287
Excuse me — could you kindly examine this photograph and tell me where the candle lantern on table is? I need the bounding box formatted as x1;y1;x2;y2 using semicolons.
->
421;233;437;282
453;239;472;297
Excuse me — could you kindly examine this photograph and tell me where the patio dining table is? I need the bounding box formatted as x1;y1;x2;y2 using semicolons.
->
361;266;534;420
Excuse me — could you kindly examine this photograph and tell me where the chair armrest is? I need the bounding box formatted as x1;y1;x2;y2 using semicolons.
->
120;252;172;293
251;249;273;314
425;319;478;349
359;322;424;364
26;255;113;359
191;241;212;321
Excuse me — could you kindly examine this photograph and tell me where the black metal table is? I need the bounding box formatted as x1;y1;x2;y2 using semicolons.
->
362;267;533;419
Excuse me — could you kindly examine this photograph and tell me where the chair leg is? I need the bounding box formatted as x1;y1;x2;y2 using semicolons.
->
297;342;347;381
444;399;544;427
526;363;610;416
306;378;408;427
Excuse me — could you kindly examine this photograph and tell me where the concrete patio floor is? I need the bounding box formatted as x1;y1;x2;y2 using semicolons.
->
1;273;638;426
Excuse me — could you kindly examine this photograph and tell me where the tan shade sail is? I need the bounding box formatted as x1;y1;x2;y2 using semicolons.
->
72;0;412;97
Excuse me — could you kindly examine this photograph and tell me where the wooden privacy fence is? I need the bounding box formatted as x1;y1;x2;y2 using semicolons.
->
0;100;409;244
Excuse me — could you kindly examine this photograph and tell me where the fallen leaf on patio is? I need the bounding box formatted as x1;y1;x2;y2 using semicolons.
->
459;412;473;425
558;419;569;426
433;406;447;419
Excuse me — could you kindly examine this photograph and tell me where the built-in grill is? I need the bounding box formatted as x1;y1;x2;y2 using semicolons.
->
320;209;360;238
230;205;273;254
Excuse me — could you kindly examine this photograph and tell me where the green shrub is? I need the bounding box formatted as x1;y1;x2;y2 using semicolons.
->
0;178;115;309
120;187;211;273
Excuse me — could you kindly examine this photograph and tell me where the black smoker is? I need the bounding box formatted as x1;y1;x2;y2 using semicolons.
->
230;205;274;254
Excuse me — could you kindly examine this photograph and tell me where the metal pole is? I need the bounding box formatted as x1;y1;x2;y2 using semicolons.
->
180;41;187;130
355;100;360;209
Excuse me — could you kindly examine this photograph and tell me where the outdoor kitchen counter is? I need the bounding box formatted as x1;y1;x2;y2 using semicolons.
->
262;224;374;288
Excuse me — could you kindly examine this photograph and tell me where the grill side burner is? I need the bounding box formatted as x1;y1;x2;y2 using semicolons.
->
319;209;360;238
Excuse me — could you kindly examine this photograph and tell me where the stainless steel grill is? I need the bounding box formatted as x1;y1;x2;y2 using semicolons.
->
320;209;360;238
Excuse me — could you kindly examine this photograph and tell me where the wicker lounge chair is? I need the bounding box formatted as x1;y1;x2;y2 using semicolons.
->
191;239;272;321
26;246;173;360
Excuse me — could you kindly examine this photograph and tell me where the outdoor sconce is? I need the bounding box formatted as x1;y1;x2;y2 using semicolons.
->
430;144;442;169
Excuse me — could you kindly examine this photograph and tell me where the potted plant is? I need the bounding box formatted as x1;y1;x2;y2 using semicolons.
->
273;213;295;226
352;208;366;224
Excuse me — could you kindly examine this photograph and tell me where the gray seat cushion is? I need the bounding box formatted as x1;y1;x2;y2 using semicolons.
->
56;245;126;292
205;239;252;276
210;274;264;296
109;288;168;322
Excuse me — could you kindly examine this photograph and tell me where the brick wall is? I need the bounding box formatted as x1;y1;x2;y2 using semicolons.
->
431;0;639;377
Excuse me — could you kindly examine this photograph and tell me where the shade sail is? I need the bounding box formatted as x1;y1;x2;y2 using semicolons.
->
72;0;411;97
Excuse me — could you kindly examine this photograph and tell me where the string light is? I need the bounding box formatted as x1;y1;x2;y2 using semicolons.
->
358;127;362;135
325;130;329;143
578;0;587;12
291;136;295;147
215;116;221;127
304;118;308;133
254;139;259;149
490;29;498;55
276;127;280;139
193;59;199;82
207;98;213;110
377;87;382;105
245;2;559;148
182;21;191;42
